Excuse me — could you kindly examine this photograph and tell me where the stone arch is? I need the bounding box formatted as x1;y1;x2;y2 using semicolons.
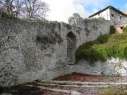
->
66;32;76;64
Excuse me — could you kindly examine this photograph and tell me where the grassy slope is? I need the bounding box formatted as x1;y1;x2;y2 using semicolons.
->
76;31;127;62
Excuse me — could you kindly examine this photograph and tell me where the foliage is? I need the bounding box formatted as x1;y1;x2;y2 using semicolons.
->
76;32;127;63
123;26;127;32
0;11;16;19
110;26;116;34
96;34;110;43
0;0;14;15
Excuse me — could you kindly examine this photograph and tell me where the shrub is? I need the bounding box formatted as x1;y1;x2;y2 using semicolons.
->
0;12;16;19
75;32;127;63
75;40;107;62
96;34;110;43
110;26;116;34
75;41;94;62
123;26;127;32
124;47;127;58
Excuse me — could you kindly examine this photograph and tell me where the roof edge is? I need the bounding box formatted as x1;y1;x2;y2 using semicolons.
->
89;6;127;18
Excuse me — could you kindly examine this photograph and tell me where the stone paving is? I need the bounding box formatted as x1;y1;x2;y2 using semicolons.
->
1;80;127;95
36;81;127;95
1;74;127;95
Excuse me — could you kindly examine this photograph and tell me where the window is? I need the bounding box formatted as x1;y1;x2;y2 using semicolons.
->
121;26;123;29
111;14;114;17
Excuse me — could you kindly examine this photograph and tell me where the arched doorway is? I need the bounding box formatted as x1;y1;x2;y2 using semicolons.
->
66;32;76;64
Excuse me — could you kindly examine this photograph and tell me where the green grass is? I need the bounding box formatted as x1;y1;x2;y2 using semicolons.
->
76;29;127;63
123;26;127;32
99;87;127;95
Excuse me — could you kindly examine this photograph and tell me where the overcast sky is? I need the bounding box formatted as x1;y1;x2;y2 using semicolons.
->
42;0;127;23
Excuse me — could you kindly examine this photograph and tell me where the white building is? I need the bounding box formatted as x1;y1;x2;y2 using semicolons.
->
89;6;127;27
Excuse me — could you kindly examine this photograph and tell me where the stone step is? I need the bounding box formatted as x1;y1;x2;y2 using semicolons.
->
26;85;82;95
23;81;127;95
38;80;127;86
36;82;109;88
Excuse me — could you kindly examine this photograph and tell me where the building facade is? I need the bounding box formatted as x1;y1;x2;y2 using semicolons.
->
89;6;127;27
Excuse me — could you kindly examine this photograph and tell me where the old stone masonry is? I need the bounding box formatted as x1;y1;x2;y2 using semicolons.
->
4;5;127;87
0;17;112;87
4;9;127;88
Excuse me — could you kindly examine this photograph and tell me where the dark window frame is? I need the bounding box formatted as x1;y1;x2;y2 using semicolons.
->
111;14;114;17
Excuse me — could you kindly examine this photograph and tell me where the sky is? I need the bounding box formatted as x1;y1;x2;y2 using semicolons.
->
42;0;127;23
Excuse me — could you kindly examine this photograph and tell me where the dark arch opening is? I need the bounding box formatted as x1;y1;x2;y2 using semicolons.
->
66;32;76;64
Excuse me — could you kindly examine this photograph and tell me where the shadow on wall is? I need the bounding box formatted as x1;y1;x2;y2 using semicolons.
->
66;32;77;64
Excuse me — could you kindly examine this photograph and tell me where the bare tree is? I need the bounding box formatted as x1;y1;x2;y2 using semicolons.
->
68;13;83;26
13;0;24;17
0;0;49;20
23;0;49;20
0;0;15;16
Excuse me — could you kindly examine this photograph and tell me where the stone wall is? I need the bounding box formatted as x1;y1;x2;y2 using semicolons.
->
0;17;111;87
75;58;127;76
110;8;127;26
